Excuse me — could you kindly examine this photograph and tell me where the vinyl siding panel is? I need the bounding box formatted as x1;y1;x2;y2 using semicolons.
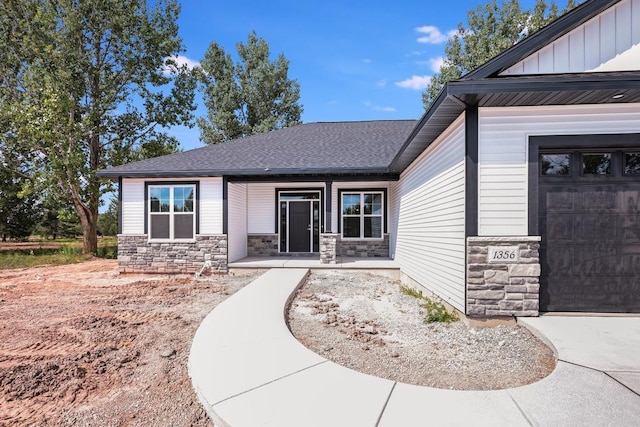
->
199;177;223;234
121;179;145;234
391;114;466;312
478;103;640;236
228;183;247;262
247;182;326;234
501;0;640;75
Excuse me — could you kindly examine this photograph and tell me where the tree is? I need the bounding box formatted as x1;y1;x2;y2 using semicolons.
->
98;198;119;236
423;0;576;107
0;152;40;241
197;32;303;144
0;0;196;254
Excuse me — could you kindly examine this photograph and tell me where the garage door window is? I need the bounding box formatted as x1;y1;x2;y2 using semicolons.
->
583;153;611;175
540;153;570;175
624;152;640;175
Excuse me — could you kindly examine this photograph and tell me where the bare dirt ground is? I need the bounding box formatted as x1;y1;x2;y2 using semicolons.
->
0;259;261;426
289;271;556;391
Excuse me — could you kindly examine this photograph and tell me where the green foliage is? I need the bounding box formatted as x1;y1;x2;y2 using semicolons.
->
0;240;117;269
400;285;459;323
33;197;82;240
0;0;196;254
0;154;40;241
0;248;88;270
423;0;577;107
419;297;459;324
97;198;119;236
197;31;303;144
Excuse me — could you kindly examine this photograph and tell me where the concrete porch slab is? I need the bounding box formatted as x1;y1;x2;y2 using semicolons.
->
229;256;400;270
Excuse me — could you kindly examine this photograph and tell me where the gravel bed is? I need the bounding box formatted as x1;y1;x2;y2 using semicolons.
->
287;271;556;391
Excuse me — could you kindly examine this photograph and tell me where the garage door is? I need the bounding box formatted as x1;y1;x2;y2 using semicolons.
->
538;149;640;312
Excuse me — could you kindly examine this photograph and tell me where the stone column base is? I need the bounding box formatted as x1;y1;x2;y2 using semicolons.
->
320;234;339;264
466;236;541;317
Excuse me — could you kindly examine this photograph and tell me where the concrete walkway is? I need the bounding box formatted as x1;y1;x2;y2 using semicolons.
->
189;269;640;427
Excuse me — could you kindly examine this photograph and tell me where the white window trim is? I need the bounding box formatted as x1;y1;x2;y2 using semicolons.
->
341;191;384;241
148;184;196;242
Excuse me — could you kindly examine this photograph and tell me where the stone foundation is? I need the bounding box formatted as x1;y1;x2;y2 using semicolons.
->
117;234;228;274
337;234;389;258
247;234;279;256
466;236;541;317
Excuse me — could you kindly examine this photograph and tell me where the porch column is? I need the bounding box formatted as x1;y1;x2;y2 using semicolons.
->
320;180;338;264
320;233;338;264
325;180;332;233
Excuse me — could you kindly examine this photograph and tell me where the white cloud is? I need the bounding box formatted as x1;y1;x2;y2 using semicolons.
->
364;101;396;112
395;75;432;90
362;58;372;63
428;56;444;72
415;26;457;44
163;55;200;75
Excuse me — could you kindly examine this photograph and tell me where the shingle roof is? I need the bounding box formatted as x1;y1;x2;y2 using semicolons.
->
99;120;418;178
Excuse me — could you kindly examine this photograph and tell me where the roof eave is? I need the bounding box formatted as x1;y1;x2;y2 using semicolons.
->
97;167;396;179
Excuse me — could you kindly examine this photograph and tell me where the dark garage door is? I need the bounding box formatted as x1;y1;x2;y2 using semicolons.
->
538;150;640;312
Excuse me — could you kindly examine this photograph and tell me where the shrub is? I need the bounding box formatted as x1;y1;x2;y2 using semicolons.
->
400;285;459;323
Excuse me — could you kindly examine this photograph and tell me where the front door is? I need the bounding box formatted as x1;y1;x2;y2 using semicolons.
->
278;190;322;253
288;201;311;252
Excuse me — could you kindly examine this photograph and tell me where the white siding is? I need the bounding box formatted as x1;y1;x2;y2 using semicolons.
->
199;177;223;234
228;183;247;262
501;0;640;75
478;103;640;236
121;178;145;234
247;182;326;234
391;114;466;312
119;177;223;235
332;181;391;233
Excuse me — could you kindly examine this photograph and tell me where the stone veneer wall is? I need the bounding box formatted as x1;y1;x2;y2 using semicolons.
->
320;234;338;264
118;234;228;273
247;234;279;256
466;236;541;317
337;234;389;258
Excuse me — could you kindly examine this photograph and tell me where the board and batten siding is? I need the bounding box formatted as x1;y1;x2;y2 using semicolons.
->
390;114;466;312
501;0;640;75
228;183;248;262
478;103;640;236
247;182;327;234
119;177;223;235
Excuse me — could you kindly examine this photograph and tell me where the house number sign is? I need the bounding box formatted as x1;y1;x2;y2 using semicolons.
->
488;246;519;263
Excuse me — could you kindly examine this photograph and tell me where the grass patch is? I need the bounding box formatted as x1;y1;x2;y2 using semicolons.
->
400;285;459;324
0;244;117;270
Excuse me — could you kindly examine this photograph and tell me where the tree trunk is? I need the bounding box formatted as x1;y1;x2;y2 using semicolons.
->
81;210;98;255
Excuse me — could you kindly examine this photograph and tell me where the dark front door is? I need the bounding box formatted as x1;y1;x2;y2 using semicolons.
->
538;150;640;312
288;201;311;252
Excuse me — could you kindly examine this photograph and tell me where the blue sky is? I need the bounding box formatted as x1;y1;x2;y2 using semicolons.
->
168;0;571;151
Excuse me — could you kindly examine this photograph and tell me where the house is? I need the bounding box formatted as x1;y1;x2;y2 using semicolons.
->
99;0;640;316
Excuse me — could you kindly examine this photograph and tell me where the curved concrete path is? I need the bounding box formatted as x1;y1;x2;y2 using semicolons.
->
189;269;640;427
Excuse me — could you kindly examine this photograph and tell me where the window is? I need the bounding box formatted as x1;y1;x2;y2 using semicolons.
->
582;153;611;175
341;192;383;239
624;152;640;175
540;153;570;176
148;185;195;240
